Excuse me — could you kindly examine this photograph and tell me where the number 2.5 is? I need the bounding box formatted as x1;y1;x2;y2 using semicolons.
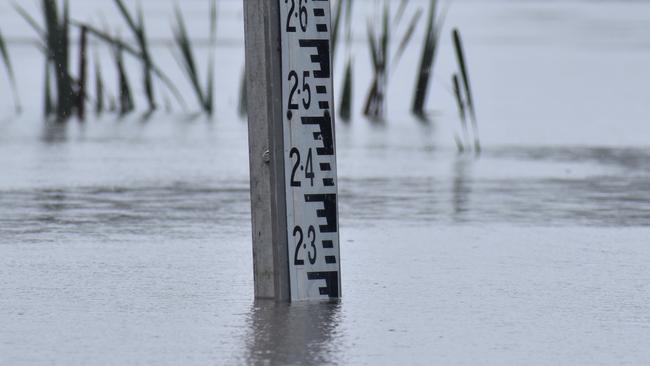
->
287;70;311;111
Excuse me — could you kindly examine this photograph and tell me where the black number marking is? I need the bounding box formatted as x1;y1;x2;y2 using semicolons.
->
294;225;316;266
307;225;317;265
302;71;311;109
290;148;314;187
288;71;299;110
298;0;308;32
305;148;314;186
285;0;296;32
307;271;339;298
293;226;304;265
290;148;301;187
288;70;311;111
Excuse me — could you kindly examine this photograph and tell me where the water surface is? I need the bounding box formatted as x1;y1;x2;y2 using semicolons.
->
1;0;650;365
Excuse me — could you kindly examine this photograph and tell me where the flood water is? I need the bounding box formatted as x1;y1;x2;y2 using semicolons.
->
1;0;650;365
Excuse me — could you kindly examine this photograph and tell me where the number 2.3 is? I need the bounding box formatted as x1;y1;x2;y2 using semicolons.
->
293;225;317;265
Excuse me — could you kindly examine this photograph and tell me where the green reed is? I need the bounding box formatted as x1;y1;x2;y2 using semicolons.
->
15;0;90;120
42;0;73;120
411;0;445;118
172;0;217;115
114;0;155;110
94;50;104;115
71;21;186;111
113;39;134;115
452;73;470;152
5;0;479;134
238;65;247;118
364;0;421;120
0;27;21;113
331;0;344;60
331;0;354;122
44;59;53;116
76;25;87;119
339;57;353;121
392;11;421;68
362;1;390;119
452;28;479;153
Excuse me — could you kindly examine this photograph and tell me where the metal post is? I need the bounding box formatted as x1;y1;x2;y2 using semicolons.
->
243;0;290;301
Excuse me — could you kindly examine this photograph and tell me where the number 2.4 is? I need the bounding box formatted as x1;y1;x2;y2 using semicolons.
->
290;147;315;187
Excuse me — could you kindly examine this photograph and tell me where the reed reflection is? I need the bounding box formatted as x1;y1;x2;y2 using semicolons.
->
451;157;472;221
41;122;68;143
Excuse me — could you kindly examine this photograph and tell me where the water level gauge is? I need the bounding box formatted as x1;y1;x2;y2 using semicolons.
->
280;0;341;301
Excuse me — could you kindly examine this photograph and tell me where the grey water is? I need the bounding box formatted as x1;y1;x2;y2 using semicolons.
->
2;0;650;365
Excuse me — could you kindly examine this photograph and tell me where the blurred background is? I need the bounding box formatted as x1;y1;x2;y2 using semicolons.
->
1;0;649;365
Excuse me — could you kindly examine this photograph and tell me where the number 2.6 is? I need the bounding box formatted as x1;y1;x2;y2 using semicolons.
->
284;0;308;33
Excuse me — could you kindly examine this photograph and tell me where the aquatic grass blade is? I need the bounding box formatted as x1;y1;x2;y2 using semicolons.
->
172;5;205;107
70;21;186;109
454;133;464;153
138;5;155;110
411;0;438;117
366;20;379;70
77;25;88;119
37;0;75;121
205;58;214;114
344;0;353;43
393;0;409;26
172;3;218;114
452;74;467;127
339;57;353;122
380;1;390;73
392;11;421;70
13;4;46;38
362;77;378;117
0;28;15;84
362;17;379;117
174;8;198;80
113;0;138;36
209;0;217;39
331;0;344;60
238;65;247;117
60;0;73;120
452;29;474;122
452;28;480;153
163;92;172;113
363;1;390;119
113;42;134;114
44;60;53;116
94;51;104;114
108;94;116;112
205;0;217;114
452;73;470;149
0;27;21;112
114;0;156;110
